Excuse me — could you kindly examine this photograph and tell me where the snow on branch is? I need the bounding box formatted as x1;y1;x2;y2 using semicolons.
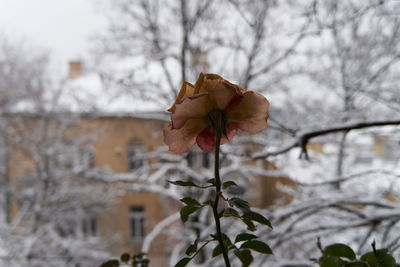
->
294;169;400;187
141;212;180;253
253;119;400;160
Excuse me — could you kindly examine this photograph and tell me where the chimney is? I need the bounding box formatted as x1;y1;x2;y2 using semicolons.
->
68;61;83;79
199;51;208;72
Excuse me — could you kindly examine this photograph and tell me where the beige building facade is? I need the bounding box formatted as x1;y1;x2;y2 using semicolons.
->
6;113;293;266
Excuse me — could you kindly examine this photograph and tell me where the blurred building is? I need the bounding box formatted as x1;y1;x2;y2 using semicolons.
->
4;108;297;266
72;114;293;265
0;62;295;266
5;61;398;266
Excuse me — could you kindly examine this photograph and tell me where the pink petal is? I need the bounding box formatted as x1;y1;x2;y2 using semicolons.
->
171;92;213;130
220;122;239;144
225;94;244;111
227;91;270;134
164;119;207;154
212;80;244;110
168;81;195;112
196;123;239;152
193;73;245;110
196;128;215;153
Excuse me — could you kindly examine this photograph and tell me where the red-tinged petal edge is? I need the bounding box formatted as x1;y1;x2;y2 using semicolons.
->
227;91;269;134
196;128;215;153
196;122;239;152
168;81;195;112
171;92;212;130
164;119;207;154
225;94;244;111
220;122;239;144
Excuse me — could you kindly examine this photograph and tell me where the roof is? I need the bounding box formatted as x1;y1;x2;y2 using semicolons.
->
60;72;167;114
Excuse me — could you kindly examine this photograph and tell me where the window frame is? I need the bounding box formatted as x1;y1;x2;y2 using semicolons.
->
129;206;146;242
82;214;97;237
127;142;145;171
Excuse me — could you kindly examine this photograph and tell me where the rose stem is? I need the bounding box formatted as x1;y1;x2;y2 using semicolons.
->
212;128;231;267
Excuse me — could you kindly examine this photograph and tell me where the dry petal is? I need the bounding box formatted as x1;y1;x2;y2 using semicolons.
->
196;123;238;153
164;118;207;154
227;91;270;134
168;81;195;112
212;81;244;110
164;72;269;154
194;73;223;94
171;92;213;130
196;128;215;153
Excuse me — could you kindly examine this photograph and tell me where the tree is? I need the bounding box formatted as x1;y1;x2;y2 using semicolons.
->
93;0;400;265
0;35;114;267
93;0;311;107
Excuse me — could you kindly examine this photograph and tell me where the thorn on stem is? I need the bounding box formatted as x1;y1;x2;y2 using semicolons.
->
371;240;377;254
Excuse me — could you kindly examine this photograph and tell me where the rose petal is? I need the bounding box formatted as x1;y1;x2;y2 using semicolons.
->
194;73;245;109
227;91;270;134
196;123;238;152
196;128;215;153
165;72;270;154
213;80;244;110
220;122;239;144
194;73;223;94
194;73;232;96
193;72;206;94
168;81;195;112
171;92;213;129
164;119;207;154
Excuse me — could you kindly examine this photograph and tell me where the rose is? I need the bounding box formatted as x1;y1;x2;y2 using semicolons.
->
164;73;270;154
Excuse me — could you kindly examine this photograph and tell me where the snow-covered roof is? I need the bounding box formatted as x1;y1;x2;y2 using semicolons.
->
60;72;167;114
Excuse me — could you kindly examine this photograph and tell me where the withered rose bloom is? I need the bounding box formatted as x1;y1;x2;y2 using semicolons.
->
164;73;270;154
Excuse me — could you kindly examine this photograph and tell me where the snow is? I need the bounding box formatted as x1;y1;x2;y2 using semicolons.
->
1;0;400;266
60;72;167;114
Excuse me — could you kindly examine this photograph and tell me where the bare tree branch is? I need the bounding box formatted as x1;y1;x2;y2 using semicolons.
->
254;119;400;159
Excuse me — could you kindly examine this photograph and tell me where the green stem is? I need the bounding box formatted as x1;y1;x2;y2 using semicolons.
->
212;130;231;267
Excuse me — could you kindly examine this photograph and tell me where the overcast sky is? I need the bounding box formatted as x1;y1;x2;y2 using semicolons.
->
0;0;107;74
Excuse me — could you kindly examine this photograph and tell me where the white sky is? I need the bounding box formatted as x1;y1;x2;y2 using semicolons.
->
0;0;107;75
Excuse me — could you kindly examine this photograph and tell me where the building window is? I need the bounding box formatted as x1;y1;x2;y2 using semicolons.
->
81;149;94;169
129;206;146;241
202;152;210;169
73;148;94;171
127;143;145;171
187;150;211;169
56;221;76;237
82;215;96;237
